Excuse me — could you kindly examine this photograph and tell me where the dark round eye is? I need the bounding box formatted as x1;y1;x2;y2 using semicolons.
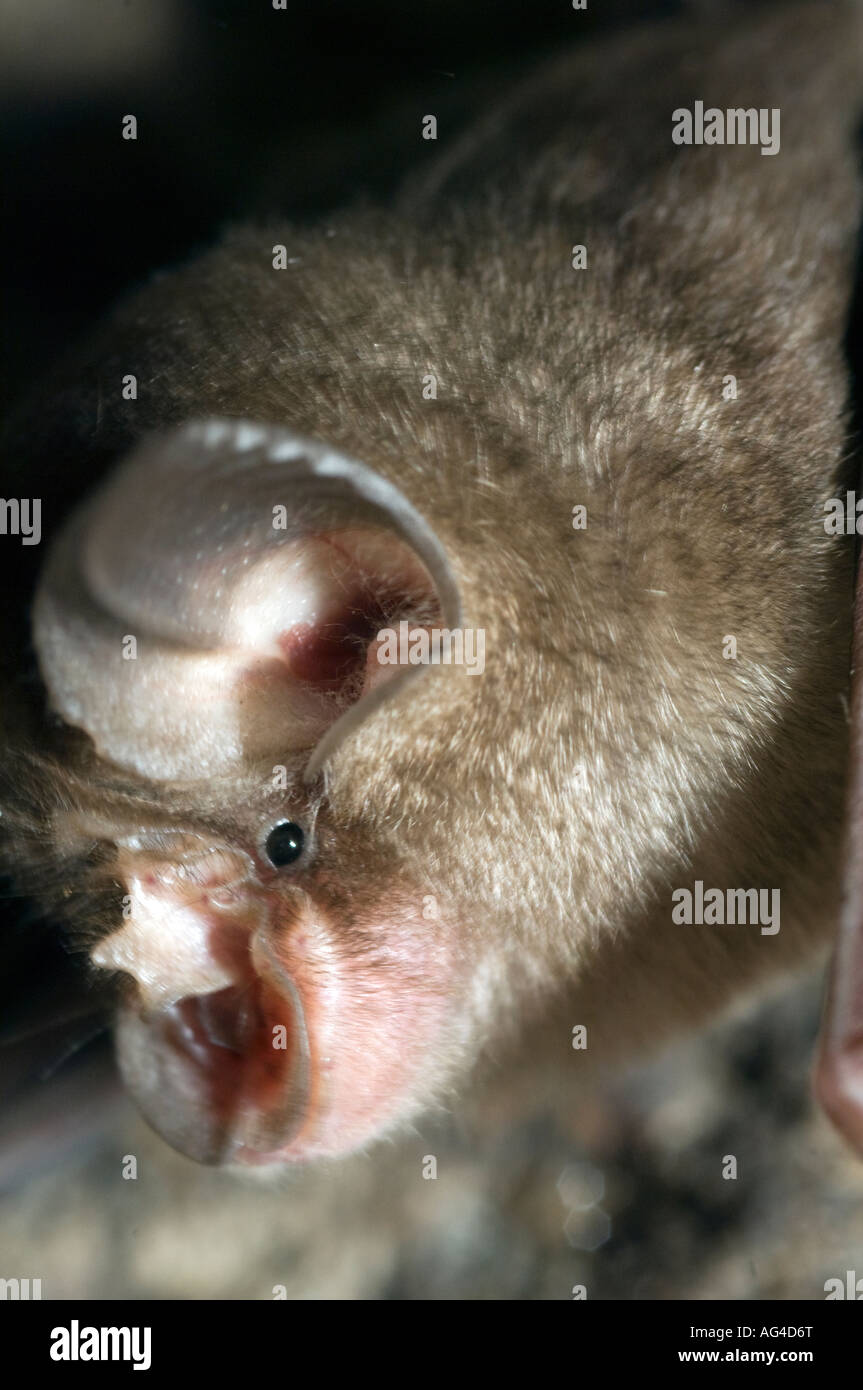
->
264;821;305;867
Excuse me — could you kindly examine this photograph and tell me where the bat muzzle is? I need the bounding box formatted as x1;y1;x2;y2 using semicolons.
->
114;950;311;1166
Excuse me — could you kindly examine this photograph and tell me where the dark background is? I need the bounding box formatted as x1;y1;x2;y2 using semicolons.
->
2;0;756;415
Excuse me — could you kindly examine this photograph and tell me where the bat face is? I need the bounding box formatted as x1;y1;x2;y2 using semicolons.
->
99;820;460;1166
28;420;483;1165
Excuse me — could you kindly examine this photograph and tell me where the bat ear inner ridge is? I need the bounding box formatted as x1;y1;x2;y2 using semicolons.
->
32;418;463;783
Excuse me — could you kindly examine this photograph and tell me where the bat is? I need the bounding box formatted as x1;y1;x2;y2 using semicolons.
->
2;0;863;1170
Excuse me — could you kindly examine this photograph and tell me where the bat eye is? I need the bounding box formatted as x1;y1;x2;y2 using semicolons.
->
264;821;305;868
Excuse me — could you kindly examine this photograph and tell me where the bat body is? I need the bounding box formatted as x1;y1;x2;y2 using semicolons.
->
2;3;863;1166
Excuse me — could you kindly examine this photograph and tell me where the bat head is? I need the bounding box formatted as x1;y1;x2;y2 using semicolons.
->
25;414;863;1170
31;419;485;1165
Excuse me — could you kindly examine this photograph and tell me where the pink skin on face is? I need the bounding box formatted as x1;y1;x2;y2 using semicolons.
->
99;850;456;1166
241;885;455;1163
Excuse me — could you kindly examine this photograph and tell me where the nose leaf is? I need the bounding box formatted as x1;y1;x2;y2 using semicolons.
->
92;867;254;1011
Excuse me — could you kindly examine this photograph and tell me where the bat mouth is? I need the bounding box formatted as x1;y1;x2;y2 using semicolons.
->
115;964;311;1166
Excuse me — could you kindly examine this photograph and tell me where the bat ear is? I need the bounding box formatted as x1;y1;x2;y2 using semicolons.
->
815;554;863;1158
33;419;462;782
